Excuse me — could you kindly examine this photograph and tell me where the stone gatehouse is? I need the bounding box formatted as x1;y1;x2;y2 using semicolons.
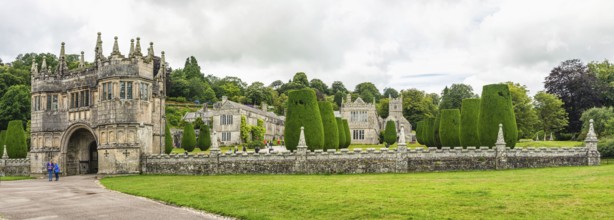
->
29;33;167;176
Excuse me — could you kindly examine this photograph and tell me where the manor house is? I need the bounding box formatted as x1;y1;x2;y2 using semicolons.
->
29;33;167;175
183;96;285;145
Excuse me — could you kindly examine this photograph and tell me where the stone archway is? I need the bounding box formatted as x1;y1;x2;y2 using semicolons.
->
62;126;98;175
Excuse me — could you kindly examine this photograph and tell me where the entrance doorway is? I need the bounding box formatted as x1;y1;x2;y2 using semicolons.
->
65;128;98;175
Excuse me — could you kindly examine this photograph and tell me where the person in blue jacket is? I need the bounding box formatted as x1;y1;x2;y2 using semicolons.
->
46;160;54;181
53;162;60;181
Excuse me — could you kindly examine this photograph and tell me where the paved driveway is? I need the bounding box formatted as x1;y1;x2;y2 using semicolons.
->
0;175;222;220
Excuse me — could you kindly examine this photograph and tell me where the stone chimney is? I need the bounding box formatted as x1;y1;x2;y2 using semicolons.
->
222;96;228;102
261;103;268;112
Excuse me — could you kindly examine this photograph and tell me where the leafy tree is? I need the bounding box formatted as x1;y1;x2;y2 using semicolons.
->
333;91;345;107
478;84;518;148
377;98;390;119
460;99;481;147
354;82;381;102
384;120;397;145
534;91;569;135
269;80;284;90
310;79;330;95
439;83;478;110
588;60;614;105
246;81;272;105
400;89;438;129
580;107;614;138
183;56;203;80
319;101;339;150
292;72;309;88
193;117;204;130
197;125;212;151
284;88;324;150
336;117;347;148
439;109;461;147
383;87;399;98
251;119;266;142
507;82;539;138
545;59;606;132
181;123;196;152
164;122;173;154
331;81;348;94
5;120;27;158
0;85;30;130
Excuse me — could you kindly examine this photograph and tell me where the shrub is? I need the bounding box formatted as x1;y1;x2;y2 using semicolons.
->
5;120;27;158
164;123;173;154
197;125;211;151
425;118;435;147
240;115;250;143
319;101;339;150
439;109;461;147
0;130;6;157
343;119;351;148
598;137;614;158
415;121;424;145
460;98;480;147
284;88;325;150
251;119;266;142
384;120;397;145
478;84;518;148
433;112;442;148
181;123;196;152
336;117;347;148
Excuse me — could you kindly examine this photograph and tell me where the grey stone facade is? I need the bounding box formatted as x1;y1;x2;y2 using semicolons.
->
28;33;167;176
383;95;413;142
340;94;382;144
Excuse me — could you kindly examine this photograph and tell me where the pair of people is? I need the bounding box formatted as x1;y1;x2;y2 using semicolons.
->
46;160;60;181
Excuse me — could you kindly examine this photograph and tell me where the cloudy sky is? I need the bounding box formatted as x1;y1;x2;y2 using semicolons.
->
2;0;614;95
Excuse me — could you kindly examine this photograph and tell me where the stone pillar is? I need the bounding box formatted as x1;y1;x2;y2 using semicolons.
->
585;119;601;166
294;127;308;173
396;125;408;173
2;145;8;159
495;124;508;170
209;131;220;174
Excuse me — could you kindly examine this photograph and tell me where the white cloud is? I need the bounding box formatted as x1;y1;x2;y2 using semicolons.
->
1;0;614;96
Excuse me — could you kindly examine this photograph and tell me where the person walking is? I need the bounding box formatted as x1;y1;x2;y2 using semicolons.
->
53;162;60;181
46;160;54;181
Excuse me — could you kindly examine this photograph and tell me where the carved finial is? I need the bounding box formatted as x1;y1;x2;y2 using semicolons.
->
79;51;85;68
60;42;65;58
57;42;68;75
41;55;48;72
585;119;598;142
161;51;165;65
95;32;105;62
2;145;8;159
31;57;38;75
147;42;154;61
495;123;506;145
111;36;121;56
298;126;307;148
129;39;135;58
134;37;142;57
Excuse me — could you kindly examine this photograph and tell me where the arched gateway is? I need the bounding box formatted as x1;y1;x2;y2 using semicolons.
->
28;33;167;176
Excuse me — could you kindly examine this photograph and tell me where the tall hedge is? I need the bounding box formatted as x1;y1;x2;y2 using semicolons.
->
415;121;424;145
439;109;461;147
336;117;347;148
164;122;173;154
343;119;351;148
425;118;435;147
478;84;518;148
319;101;339;150
384;120;397;145
181;123;196;152
284;88;325;150
197;125;211;151
460;98;481;147
5;120;27;158
433;113;442;148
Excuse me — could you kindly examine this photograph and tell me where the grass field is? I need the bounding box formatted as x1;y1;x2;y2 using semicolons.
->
101;163;614;220
0;176;34;181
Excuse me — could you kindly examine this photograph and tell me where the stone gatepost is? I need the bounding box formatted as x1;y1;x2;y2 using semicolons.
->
396;125;408;173
2;145;7;159
209;131;221;174
585;119;601;166
294;127;308;173
495;124;508;170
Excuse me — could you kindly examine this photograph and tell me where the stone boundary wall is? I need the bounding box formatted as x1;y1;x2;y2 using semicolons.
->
141;146;597;175
0;158;31;176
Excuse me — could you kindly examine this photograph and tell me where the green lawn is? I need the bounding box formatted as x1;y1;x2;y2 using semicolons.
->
101;164;614;220
0;176;33;181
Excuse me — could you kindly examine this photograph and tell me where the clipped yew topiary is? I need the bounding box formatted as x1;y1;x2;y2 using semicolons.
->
319;101;339;150
164;123;173;154
336;117;347;148
0;130;6;157
343;119;351;148
439;109;461;147
415;121;424;145
433;113;442;148
5;120;27;158
181;123;196;152
478;84;518;148
197;125;212;151
425;118;435;147
384;120;397;145
284;88;325;150
460;98;481;148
